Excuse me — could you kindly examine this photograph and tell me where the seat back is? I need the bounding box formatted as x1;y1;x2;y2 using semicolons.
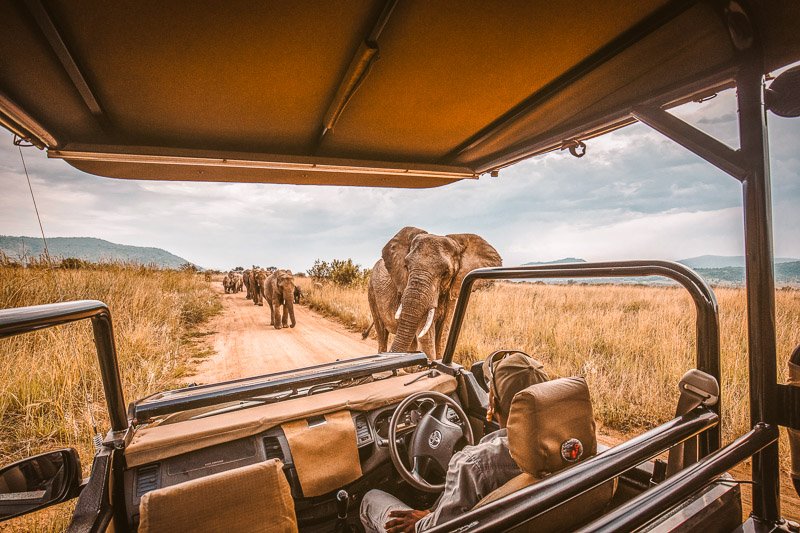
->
138;459;298;533
476;377;614;532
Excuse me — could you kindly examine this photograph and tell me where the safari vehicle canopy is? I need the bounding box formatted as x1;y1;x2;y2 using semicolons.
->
1;1;800;531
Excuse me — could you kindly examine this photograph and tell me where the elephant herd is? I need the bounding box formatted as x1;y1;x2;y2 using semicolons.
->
217;225;501;355
242;268;298;329
365;227;502;360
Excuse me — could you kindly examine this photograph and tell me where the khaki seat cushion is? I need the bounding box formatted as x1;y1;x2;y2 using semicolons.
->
475;377;614;532
138;459;297;533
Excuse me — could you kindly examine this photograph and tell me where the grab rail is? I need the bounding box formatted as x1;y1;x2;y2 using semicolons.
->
442;260;721;452
0;300;127;431
426;406;719;533
577;423;777;532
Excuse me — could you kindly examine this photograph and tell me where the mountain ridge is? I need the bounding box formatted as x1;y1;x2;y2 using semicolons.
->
520;256;799;286
0;235;193;269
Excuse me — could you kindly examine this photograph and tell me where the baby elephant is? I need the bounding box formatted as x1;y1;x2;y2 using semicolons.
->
222;273;234;293
232;273;243;293
293;286;302;304
266;269;297;329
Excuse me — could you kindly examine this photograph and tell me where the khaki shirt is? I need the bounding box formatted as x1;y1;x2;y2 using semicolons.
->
416;428;521;531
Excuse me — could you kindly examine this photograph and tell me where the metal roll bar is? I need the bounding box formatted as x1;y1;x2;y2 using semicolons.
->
442;260;721;452
578;423;778;532
0;300;127;431
132;352;428;422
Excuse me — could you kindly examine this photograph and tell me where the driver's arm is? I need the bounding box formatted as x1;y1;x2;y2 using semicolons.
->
414;448;489;531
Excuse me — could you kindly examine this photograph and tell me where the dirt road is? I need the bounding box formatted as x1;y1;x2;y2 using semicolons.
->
190;284;376;384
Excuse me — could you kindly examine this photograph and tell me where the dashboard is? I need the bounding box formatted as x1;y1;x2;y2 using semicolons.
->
124;394;467;530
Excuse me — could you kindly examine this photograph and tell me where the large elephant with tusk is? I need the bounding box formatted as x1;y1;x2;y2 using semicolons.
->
366;226;502;360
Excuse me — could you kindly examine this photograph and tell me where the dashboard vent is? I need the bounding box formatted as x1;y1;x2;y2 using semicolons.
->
135;464;159;498
264;437;285;461
355;414;372;446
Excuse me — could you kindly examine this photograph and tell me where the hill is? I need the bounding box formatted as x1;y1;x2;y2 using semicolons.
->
0;236;193;269
523;258;587;266
678;255;799;269
693;261;800;286
520;256;800;286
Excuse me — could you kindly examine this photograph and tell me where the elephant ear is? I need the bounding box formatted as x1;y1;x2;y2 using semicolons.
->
446;233;502;299
382;226;427;291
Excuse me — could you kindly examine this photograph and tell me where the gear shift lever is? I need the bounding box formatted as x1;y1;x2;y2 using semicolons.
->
335;490;352;533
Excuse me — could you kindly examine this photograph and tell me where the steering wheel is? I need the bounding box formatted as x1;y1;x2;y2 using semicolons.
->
388;391;474;493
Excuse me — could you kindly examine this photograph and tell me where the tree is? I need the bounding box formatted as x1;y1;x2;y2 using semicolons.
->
307;258;370;286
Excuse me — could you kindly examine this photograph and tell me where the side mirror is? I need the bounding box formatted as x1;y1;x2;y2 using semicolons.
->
766;65;800;118
0;448;82;522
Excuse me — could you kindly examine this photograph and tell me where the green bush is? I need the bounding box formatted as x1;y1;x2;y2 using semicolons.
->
307;258;370;287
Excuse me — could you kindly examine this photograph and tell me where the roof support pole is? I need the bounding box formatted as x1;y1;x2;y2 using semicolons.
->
737;53;780;524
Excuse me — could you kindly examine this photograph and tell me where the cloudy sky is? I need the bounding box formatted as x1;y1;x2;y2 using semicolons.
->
1;89;798;271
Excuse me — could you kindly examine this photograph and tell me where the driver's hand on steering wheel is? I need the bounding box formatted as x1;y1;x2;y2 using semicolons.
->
385;509;431;533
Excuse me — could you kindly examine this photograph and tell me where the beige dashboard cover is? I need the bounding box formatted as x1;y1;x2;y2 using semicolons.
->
126;372;456;467
138;459;297;533
282;410;362;497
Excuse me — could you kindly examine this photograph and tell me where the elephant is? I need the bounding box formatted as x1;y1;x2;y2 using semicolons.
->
252;269;267;306
293;286;302;304
366;226;502;360
222;273;234;293
266;269;297;329
243;269;253;299
231;273;243;293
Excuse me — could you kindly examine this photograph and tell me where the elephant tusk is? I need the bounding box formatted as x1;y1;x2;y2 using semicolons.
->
395;304;403;320
417;308;435;339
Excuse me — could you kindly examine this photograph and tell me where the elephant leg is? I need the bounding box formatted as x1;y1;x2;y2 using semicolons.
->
282;304;289;327
272;301;281;329
375;320;389;353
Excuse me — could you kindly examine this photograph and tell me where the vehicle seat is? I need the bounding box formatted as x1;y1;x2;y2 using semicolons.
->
138;459;297;533
475;377;615;532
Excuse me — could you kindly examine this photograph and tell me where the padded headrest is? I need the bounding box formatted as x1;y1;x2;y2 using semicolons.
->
506;377;597;477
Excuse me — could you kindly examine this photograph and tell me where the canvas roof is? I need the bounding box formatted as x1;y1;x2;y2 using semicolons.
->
1;1;799;187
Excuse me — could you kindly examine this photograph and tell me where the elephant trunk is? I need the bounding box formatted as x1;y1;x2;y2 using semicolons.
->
390;271;438;355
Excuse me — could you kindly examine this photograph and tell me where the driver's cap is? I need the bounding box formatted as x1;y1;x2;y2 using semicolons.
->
488;352;549;416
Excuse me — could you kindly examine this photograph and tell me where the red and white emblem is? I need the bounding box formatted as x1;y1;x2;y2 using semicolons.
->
561;438;584;462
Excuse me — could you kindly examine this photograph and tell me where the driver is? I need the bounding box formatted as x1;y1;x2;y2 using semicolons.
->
360;351;549;533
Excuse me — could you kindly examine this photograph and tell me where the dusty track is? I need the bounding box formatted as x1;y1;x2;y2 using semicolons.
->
191;283;376;384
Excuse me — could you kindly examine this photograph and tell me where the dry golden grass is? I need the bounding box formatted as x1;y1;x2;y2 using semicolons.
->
0;263;220;531
300;278;800;461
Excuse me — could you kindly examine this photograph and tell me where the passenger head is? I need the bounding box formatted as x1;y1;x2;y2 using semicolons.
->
486;352;549;427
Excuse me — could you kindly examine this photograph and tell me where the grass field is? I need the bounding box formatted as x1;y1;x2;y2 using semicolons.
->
0;262;220;531
300;278;800;468
1;269;798;529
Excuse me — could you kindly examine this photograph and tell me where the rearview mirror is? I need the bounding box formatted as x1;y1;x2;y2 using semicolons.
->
0;448;82;522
